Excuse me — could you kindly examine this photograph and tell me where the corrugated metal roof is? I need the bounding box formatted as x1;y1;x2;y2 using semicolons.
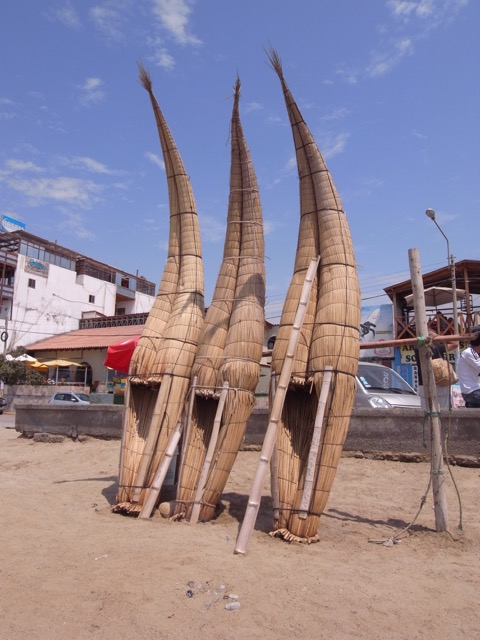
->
27;324;142;352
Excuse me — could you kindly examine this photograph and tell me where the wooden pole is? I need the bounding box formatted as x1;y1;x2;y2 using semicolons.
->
409;248;448;531
178;376;197;475
138;419;183;519
190;381;230;524
298;365;333;519
269;372;280;524
235;256;320;555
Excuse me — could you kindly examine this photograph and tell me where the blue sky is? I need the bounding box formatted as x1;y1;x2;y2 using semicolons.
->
1;0;478;322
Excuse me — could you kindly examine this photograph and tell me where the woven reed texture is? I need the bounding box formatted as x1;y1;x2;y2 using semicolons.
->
175;78;265;521
115;65;204;513
267;50;361;541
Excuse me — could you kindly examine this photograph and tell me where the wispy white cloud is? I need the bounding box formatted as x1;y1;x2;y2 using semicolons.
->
52;2;81;29
354;177;385;198
412;129;428;139
368;37;414;77
321;107;350;121
3;175;102;209
198;214;225;244
89;3;126;42
335;67;359;85
145;152;166;171
387;0;468;25
245;102;263;114
59;211;96;240
147;40;176;70
284;156;297;174
4;159;45;173
366;0;469;79
321;132;350;160
78;77;105;107
151;0;201;46
62;156;115;174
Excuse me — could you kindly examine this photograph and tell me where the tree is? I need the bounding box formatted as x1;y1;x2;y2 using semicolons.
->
0;347;46;386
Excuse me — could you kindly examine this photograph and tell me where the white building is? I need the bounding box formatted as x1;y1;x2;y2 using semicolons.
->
0;230;156;351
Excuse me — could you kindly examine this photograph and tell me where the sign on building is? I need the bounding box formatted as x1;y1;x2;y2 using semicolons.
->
360;304;394;359
1;215;26;233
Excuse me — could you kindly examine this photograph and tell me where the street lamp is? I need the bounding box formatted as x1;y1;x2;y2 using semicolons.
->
425;208;459;355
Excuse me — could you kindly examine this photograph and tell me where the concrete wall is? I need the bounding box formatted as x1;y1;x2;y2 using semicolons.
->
15;404;123;440
14;404;480;461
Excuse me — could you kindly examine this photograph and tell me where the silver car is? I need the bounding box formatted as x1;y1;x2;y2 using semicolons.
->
49;391;91;405
355;362;421;409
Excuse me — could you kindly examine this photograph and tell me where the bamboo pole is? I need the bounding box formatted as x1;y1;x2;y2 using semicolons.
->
117;382;131;487
179;376;197;474
409;248;448;531
269;372;280;524
358;334;470;350
190;381;230;524
234;256;320;555
138;420;183;519
298;365;333;519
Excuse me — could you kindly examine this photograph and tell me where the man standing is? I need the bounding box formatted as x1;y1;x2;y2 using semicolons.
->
457;332;480;407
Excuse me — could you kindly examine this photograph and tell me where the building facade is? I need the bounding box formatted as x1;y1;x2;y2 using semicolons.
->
0;230;156;351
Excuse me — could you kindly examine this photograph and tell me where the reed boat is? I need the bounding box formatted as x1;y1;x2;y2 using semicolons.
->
267;50;361;543
172;78;265;523
114;64;204;515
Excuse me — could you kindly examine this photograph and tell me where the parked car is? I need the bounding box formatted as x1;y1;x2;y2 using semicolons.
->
355;362;421;409
0;396;6;414
49;391;91;405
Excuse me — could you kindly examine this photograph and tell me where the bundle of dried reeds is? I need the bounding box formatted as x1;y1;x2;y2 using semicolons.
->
174;77;265;522
114;64;204;514
267;50;360;542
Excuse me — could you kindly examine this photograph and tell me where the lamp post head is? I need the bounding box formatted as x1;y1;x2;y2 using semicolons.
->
425;208;436;220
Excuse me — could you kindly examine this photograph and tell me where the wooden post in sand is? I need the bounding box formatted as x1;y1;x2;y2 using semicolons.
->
409;248;448;531
190;381;230;524
298;365;333;519
235;256;320;555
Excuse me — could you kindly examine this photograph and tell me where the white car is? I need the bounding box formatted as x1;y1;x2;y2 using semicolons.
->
355;362;421;409
49;391;91;405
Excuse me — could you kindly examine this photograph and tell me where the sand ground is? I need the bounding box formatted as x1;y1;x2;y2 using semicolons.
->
1;424;479;640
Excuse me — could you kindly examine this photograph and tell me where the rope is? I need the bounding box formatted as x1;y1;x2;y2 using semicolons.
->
442;410;464;533
369;398;464;545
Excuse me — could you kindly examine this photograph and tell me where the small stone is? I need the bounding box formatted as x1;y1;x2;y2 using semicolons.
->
225;601;241;611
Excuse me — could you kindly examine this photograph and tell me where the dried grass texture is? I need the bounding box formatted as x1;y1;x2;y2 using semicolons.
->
175;78;265;521
267;50;360;541
115;64;204;512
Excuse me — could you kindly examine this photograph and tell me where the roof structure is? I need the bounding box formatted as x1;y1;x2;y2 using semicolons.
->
27;324;142;352
383;259;480;338
384;260;480;301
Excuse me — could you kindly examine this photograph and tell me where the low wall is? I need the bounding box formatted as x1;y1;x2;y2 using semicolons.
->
15;404;123;440
14;405;480;461
236;407;480;460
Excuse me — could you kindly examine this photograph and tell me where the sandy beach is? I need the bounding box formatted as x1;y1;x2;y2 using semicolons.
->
1;423;479;640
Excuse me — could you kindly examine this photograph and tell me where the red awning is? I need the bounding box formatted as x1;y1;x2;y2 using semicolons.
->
103;337;139;374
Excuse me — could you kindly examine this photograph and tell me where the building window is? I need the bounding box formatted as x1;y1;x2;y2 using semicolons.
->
121;276;129;289
89;295;95;304
28;278;36;289
116;307;126;316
